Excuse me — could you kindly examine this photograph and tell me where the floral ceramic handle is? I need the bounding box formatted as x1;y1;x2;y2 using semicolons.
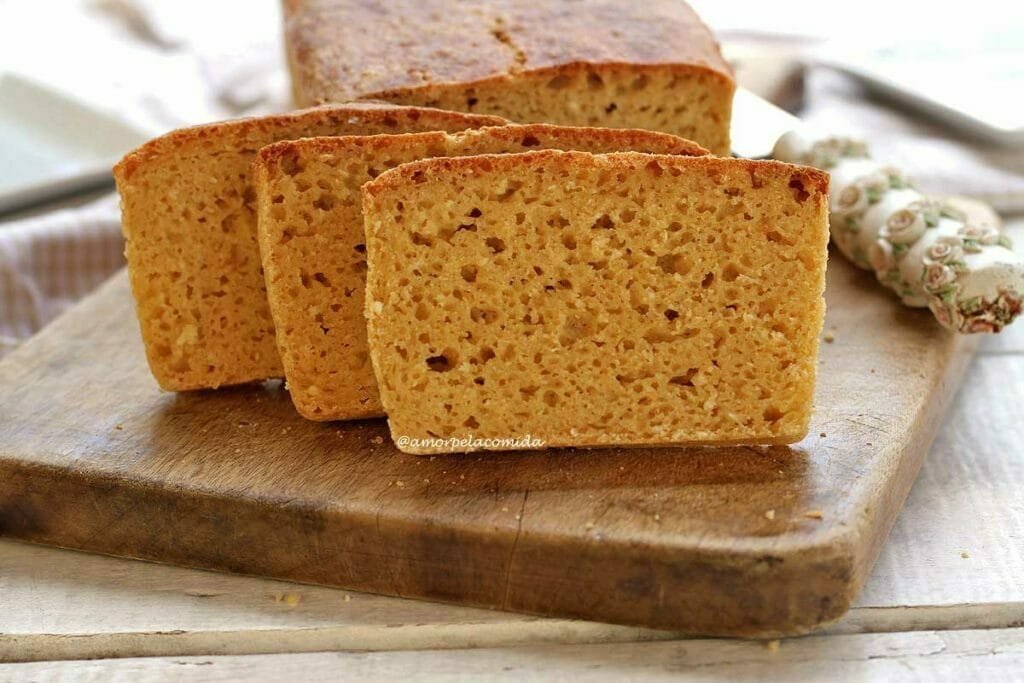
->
773;133;1024;333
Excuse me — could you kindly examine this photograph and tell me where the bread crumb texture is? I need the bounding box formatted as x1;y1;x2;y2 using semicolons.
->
285;0;735;154
254;124;706;420
363;151;828;454
113;104;504;391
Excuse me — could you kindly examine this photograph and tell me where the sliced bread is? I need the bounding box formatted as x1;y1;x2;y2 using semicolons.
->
114;103;505;391
362;151;829;453
253;124;707;420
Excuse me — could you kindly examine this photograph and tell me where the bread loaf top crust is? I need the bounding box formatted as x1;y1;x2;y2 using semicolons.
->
285;0;734;105
114;102;507;181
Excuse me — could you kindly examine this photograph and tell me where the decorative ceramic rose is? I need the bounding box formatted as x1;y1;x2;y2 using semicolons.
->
835;185;869;215
881;208;927;245
928;300;954;329
964;318;999;334
805;137;869;169
925;241;955;263
922;263;957;292
868;239;895;275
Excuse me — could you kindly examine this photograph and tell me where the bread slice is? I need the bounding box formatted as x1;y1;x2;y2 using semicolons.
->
114;103;505;392
285;0;735;154
362;151;829;454
253;124;707;420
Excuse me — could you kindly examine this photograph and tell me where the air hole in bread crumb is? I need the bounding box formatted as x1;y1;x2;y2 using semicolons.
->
669;368;698;387
426;349;458;372
701;272;715;288
722;264;740;282
788;177;810;203
281;155;302;176
313;272;330;286
464;415;480;428
471;307;499;324
543;390;559;406
763;406;784;423
521;135;540;147
559;313;594;347
664;309;679;321
412;232;433;246
461;265;478;282
485;236;506;253
643;329;675;344
415;302;429;321
313;192;336;211
479;346;496;363
657;253;690;276
547;74;573;89
562;233;577;250
592;214;615;230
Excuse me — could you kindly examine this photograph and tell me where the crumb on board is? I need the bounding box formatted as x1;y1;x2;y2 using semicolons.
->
343;595;352;602
114;424;123;431
654;514;661;522
396;480;405;488
819;432;827;438
961;551;970;559
371;436;384;445
804;510;824;520
765;640;780;652
274;592;302;606
823;329;836;343
585;521;596;529
764;509;776;521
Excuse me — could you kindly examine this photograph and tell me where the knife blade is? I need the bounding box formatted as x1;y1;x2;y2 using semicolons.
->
729;87;802;159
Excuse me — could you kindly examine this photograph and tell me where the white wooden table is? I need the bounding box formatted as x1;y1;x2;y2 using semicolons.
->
1;220;1022;680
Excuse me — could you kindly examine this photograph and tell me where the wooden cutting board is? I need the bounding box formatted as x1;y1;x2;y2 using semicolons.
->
0;257;976;637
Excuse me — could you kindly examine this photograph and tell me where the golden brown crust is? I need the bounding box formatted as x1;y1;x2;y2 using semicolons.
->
255;123;709;172
114;103;507;182
285;0;734;105
364;150;829;202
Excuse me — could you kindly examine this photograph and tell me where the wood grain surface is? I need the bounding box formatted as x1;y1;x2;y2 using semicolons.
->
6;628;1024;682
0;251;976;637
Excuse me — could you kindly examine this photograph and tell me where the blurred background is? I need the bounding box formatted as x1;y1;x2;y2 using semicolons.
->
1;0;1022;353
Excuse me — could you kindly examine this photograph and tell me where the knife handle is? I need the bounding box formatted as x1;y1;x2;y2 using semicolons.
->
773;132;1024;333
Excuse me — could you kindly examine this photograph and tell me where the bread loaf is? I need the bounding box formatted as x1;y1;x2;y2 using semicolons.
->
114;103;504;391
362;151;829;454
284;0;735;154
253;125;707;420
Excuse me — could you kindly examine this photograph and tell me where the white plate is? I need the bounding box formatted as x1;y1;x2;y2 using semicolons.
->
0;73;150;214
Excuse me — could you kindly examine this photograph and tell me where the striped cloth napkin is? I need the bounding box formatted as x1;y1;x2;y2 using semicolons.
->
0;195;123;358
